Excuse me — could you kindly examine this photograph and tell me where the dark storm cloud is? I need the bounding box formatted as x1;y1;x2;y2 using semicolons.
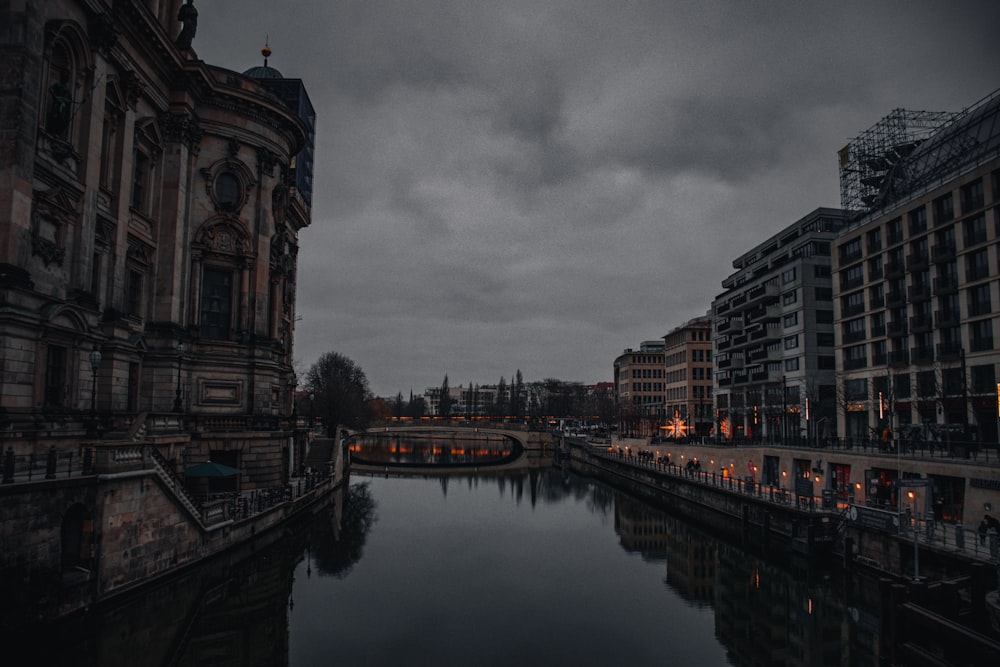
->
197;0;1000;395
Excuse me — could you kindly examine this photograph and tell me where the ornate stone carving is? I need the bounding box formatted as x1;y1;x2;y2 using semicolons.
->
126;237;154;266
120;70;144;109
160;111;202;154
31;234;66;267
256;147;278;177
195;219;251;258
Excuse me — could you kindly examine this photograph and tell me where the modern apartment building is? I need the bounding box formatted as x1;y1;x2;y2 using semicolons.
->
614;341;666;436
832;89;1000;447
662;316;713;437
712;208;847;443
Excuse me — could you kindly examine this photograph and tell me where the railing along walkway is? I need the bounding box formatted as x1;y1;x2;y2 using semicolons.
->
593;445;1000;563
199;471;328;521
1;445;89;484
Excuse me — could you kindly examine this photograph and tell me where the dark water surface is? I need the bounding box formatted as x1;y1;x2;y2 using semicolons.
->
21;467;887;666
292;472;730;667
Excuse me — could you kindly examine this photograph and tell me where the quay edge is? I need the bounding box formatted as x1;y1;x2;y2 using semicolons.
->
0;437;350;627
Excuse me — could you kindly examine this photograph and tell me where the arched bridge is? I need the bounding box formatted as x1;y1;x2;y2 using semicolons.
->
350;425;553;470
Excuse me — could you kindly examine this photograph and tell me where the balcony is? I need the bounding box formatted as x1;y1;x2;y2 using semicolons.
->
844;356;868;370
885;290;905;308
731;333;748;347
887;319;908;337
931;242;956;263
745;303;781;322
933;275;958;295
843;329;868;344
745;283;780;307
869;323;886;338
912;347;935;364
840;274;865;291
936;342;963;361
888;350;909;367
909;315;933;332
842;302;866;318
840;248;863;265
718;377;732;387
872;352;888;366
906;253;929;271
748;346;778;363
717;357;732;369
717;338;731;351
934;309;961;328
907;283;931;302
716;301;731;315
749;326;778;342
886;261;905;278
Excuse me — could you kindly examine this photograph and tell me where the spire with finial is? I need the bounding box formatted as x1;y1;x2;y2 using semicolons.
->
262;35;272;68
243;35;283;79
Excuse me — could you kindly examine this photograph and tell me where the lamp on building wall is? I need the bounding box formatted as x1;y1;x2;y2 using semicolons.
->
173;342;186;412
88;346;102;435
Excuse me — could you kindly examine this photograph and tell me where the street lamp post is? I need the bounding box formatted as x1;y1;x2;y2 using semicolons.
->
309;392;315;433
908;490;920;580
173;342;185;412
88;347;102;435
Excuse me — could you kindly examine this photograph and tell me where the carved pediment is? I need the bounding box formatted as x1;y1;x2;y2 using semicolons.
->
34;186;81;226
126;236;155;266
194;219;251;257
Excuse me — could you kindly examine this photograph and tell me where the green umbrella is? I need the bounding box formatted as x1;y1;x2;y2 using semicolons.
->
184;461;242;478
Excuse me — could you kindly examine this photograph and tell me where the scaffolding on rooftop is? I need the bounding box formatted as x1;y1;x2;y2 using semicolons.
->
838;108;958;219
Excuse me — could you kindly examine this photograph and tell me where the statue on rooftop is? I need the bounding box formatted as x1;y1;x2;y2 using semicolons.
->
176;0;198;50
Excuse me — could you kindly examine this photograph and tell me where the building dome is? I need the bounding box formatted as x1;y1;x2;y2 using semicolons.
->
243;65;284;79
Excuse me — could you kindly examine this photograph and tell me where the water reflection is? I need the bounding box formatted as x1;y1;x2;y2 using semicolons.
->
349;432;518;466
14;466;899;666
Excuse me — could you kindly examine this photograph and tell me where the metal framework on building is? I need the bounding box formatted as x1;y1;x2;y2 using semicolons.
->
838;109;958;219
839;89;1000;221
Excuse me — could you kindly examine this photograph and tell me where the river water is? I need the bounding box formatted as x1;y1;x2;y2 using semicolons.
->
23;466;891;666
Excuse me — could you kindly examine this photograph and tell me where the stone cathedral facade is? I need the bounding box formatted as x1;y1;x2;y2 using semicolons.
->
0;0;315;488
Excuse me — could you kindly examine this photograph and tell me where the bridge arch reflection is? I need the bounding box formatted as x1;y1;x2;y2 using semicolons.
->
350;429;523;468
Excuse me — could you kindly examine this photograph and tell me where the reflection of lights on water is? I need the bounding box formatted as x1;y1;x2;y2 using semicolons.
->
351;436;515;464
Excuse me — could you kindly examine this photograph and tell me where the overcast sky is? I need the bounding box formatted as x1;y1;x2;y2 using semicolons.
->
196;1;1000;397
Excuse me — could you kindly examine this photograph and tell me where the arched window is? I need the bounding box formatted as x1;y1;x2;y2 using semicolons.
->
40;21;92;156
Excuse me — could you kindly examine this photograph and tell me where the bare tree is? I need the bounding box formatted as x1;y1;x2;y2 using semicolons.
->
304;351;373;434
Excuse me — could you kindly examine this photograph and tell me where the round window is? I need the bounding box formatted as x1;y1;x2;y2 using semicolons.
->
215;172;242;211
